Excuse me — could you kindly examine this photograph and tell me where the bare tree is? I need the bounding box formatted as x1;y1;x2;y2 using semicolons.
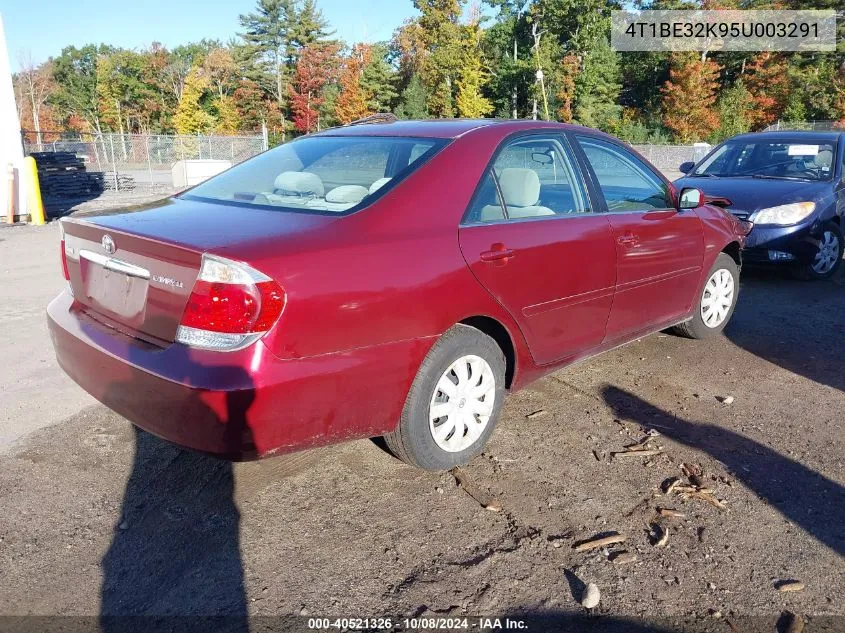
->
17;52;54;145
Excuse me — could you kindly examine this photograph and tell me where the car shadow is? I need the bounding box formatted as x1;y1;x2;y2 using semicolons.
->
724;266;845;393
601;385;845;556
98;342;253;633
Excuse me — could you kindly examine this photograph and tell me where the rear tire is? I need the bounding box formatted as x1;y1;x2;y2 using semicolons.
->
384;324;506;471
673;252;739;340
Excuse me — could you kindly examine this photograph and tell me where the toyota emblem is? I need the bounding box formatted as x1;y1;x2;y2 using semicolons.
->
101;235;115;255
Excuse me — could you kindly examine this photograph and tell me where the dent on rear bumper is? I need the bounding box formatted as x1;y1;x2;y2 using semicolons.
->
47;291;434;459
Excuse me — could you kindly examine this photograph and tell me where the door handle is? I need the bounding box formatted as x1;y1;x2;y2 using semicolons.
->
617;233;640;247
480;243;516;263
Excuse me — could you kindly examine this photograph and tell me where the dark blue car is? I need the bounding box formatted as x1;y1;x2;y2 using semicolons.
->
676;130;844;279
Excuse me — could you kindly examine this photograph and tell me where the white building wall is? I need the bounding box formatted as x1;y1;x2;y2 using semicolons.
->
0;14;28;221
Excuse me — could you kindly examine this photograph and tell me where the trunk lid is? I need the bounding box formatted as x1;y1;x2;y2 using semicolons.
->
62;196;338;344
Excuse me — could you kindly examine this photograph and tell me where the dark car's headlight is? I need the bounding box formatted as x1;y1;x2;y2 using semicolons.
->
752;202;815;225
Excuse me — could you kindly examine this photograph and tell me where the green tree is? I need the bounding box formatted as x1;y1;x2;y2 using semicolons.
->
51;44;114;133
573;39;621;130
715;79;753;141
480;7;533;118
239;0;298;108
361;44;399;112
414;0;465;116
97;49;159;134
394;74;429;119
290;0;335;53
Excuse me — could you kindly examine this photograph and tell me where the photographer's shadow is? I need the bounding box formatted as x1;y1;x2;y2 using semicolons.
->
99;342;254;633
602;385;845;556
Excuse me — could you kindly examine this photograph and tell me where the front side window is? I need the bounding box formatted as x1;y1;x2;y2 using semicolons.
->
576;136;671;212
183;136;445;214
465;136;589;223
693;139;836;182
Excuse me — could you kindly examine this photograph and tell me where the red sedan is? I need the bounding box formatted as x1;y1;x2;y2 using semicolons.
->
48;119;751;471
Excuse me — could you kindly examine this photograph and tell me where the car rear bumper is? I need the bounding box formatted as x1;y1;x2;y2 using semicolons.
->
47;290;433;460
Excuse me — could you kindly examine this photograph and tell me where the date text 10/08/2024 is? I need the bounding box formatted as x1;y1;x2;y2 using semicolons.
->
307;618;529;630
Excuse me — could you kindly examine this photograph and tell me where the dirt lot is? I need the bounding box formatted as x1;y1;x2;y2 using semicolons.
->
0;222;843;633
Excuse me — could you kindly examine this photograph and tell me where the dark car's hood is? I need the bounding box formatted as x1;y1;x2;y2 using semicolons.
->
674;176;831;217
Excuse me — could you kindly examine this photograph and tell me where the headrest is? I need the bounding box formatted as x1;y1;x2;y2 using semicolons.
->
369;177;391;194
814;149;833;170
274;171;324;197
325;185;369;204
497;168;541;207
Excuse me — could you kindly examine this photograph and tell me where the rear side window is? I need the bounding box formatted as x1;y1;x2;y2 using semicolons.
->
183;136;446;214
465;135;589;223
576;136;672;212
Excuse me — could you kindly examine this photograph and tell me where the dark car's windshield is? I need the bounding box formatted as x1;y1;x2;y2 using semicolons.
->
182;135;446;214
692;139;836;181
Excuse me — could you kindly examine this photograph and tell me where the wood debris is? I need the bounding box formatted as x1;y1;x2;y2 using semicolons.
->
612;437;663;459
613;449;663;458
681;490;727;510
450;467;500;511
573;533;626;552
663;467;726;510
777;580;805;592
657;508;686;519
662;477;681;494
610;551;638;565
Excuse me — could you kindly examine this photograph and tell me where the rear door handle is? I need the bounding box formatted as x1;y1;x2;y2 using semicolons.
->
480;244;516;263
617;234;640;247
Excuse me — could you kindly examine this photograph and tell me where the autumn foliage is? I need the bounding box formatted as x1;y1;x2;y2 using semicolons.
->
743;53;789;128
661;55;722;143
335;44;373;125
556;55;579;123
288;43;340;133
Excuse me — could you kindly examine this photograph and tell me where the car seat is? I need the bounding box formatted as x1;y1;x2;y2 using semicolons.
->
480;168;554;221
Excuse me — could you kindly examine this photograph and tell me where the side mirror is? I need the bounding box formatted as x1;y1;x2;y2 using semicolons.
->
679;187;703;210
679;161;694;174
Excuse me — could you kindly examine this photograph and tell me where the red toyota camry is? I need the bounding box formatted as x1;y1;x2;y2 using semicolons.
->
48;119;751;471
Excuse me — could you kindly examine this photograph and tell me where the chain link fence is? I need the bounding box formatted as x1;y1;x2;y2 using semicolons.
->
23;132;267;199
632;144;712;179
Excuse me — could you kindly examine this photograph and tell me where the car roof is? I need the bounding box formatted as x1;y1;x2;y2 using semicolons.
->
729;130;843;142
313;118;608;140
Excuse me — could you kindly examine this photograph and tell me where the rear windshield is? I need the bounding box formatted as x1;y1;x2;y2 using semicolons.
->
181;135;446;214
693;139;837;181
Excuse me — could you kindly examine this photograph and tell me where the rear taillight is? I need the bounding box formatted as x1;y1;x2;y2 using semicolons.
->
59;221;70;281
176;254;285;352
60;239;70;280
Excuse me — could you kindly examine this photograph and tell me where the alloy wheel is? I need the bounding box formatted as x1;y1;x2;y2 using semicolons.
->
812;230;841;275
429;355;496;453
701;268;735;328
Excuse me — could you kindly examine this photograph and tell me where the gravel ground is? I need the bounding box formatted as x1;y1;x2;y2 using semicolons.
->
0;221;843;633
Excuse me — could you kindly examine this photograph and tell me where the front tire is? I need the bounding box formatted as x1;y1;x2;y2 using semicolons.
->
806;222;843;280
673;252;739;340
384;325;506;471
